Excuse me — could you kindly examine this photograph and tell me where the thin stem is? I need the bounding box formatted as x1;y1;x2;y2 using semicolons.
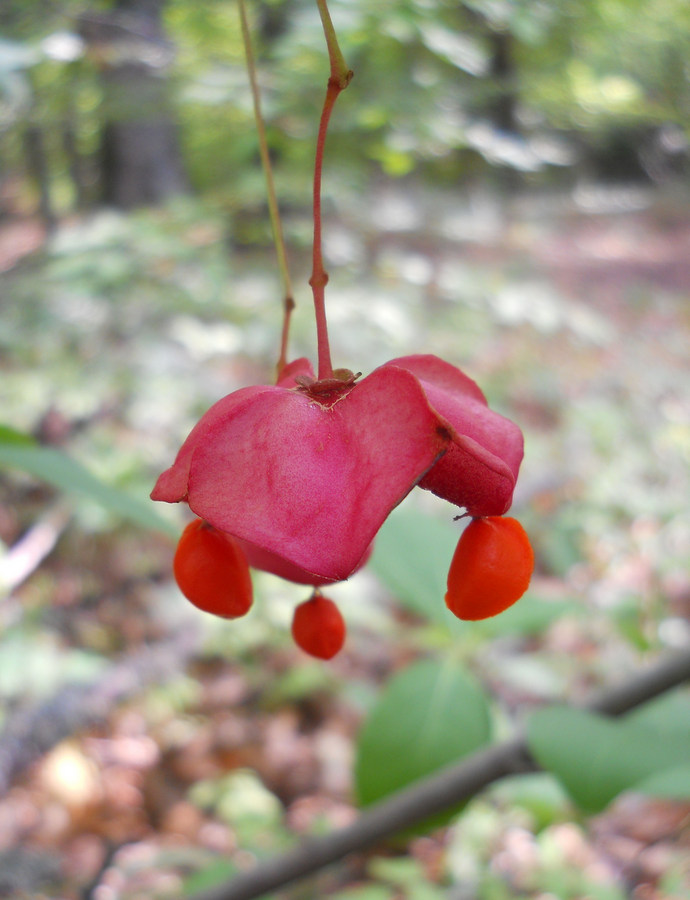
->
309;0;353;382
309;81;338;381
238;0;294;374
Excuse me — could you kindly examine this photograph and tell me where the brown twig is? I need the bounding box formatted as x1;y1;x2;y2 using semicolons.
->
0;503;71;597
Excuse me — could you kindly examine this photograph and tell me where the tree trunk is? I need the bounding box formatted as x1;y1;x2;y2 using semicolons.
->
79;0;188;208
487;29;518;134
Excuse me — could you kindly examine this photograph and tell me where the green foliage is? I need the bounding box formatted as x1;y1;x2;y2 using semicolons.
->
332;886;396;900
182;859;238;894
189;769;289;848
3;0;690;211
490;773;572;832
634;764;690;801
369;505;456;626
480;593;580;638
366;857;448;899
0;426;176;536
526;696;690;813
355;658;492;813
0;628;106;704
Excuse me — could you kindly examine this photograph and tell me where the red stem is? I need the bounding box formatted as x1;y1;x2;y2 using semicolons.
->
309;79;342;381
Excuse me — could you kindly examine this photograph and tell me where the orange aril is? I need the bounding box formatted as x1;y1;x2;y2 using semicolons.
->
445;516;533;620
173;518;253;618
291;593;345;659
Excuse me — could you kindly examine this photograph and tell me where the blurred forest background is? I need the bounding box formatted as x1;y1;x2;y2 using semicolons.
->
1;0;689;898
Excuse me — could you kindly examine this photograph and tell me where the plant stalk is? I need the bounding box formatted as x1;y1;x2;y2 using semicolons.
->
238;0;295;374
309;0;353;381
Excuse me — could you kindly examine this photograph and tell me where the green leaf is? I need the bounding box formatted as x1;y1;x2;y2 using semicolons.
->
624;687;690;737
0;424;36;445
0;630;107;700
623;691;690;801
190;770;283;835
369;506;457;625
634;764;690;800
368;857;447;899
0;433;177;536
355;659;492;812
331;887;395;900
368;857;425;887
491;772;571;831
182;859;237;893
476;594;580;638
526;707;690;814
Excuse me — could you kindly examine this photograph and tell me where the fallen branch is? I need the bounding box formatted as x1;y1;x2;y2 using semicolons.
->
0;503;71;597
188;648;690;900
